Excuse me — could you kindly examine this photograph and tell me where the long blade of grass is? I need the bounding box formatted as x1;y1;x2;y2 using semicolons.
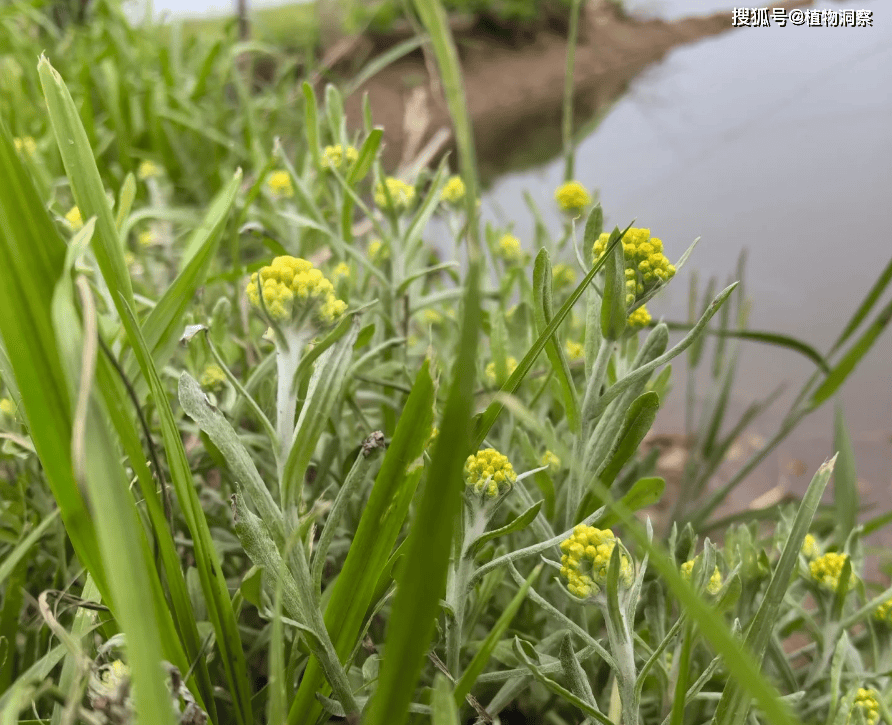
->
809;297;892;407
533;249;580;432
117;296;254;725
712;456;835;725
829;254;892;355
38;56;134;310
363;262;481;725
287;361;436;724
832;403;858;542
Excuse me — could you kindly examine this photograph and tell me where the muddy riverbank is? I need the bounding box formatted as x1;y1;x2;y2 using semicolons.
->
342;0;813;177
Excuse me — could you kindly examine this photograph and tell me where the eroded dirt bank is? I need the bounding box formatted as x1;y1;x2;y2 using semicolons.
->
343;0;813;176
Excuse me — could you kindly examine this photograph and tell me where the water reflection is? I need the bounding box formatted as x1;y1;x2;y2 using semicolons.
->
477;0;891;510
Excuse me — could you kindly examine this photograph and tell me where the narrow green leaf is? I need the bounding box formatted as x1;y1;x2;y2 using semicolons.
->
829;254;892;355
832;404;858;540
115;173;136;232
38;56;133;309
810;297;892;406
594;477;665;529
364;261;481;725
287;361;435;725
346;128;382;185
600;227;626;341
432;674;460;725
559;633;598;713
469;500;543;555
453;564;540;705
598;391;659;487
117;297;254;725
713;457;836;725
533;249;580;432
303;81;321;169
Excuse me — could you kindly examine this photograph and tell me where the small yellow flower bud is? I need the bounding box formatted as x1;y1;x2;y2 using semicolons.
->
464;448;517;499
809;552;856;592
681;557;723;595
65;206;83;231
801;533;818;559
368;239;390;264
441;175;466;204
138;229;158;247
200;364;227;391
565;340;584;360
0;398;16;418
485;356;518;386
137;160;161;180
540;450;561;472
560;525;633;599
627;305;652;330
554;181;591;213
374;177;415;210
849;688;880;725
332;262;351;280
321;144;359;172
496;234;523;264
13;136;36;157
246;256;346;328
266;170;294;199
552;263;577;288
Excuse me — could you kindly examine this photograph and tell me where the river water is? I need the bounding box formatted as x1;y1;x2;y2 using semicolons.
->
477;0;891;515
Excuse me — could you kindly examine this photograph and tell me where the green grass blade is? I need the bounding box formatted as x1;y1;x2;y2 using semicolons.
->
660;322;830;373
829;254;892;355
809;297;892;407
0;510;59;587
601;227;627;341
712;456;836;725
432;674;460;725
343;36;426;99
533;249;580;432
38;56;134;310
832;403;858;540
363;261;481;725
287;361;436;724
117;296;254;725
598;392;659;487
0;122;108;599
453;564;540;706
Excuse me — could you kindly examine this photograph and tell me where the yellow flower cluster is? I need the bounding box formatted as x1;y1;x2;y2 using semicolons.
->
593;228;676;306
810;552;856;592
321;144;359;172
627;305;652;330
441;175;466;204
137;160;161;180
485;356;518;386
560;525;633;599
555;181;591;213
681;557;723;595
332;262;351;281
463;448;517;499
14;136;36;156
266;170;294;199
65;206;83;231
873;597;892;626
0;398;16;418
246;256;347;327
565;340;584;360
375;177;415;210
849;688;880;725
368;239;390;264
553;263;577;288
200;364;227;391
540;450;561;472
801;533;819;559
497;234;524;264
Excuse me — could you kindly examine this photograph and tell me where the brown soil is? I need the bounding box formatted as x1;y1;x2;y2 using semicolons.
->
341;0;814;176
